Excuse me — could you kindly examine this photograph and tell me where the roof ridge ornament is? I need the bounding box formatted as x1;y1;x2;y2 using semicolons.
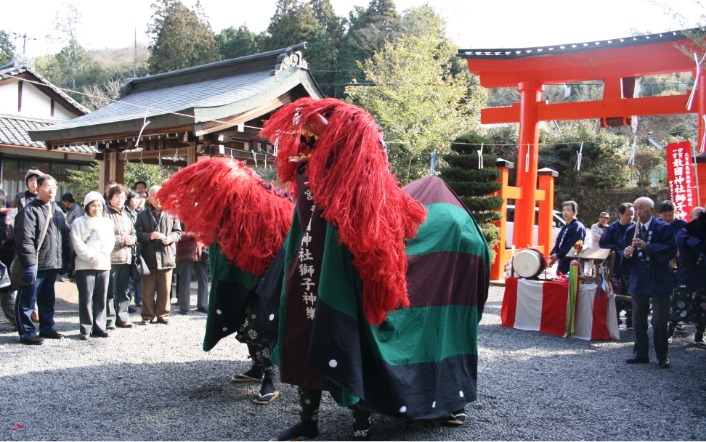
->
274;42;308;76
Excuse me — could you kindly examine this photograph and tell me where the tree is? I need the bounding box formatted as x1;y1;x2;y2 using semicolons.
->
439;132;502;260
81;77;127;111
35;40;103;99
216;25;261;59
52;3;83;89
338;0;400;85
147;0;220;74
67;162;168;204
539;122;631;189
631;148;664;187
0;30;15;65
345;23;482;183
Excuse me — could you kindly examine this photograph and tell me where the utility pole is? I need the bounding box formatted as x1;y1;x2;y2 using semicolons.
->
134;26;137;77
11;32;38;54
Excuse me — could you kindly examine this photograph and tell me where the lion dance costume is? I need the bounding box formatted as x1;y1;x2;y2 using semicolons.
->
160;97;491;440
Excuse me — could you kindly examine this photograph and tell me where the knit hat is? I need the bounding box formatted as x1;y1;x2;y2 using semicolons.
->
24;169;41;185
83;191;103;210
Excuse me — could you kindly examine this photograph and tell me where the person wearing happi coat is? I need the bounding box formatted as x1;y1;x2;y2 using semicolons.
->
667;207;706;349
600;202;635;331
620;197;677;368
549;200;586;276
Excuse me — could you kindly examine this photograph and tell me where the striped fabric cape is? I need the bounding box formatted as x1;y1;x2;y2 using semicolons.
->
272;176;490;420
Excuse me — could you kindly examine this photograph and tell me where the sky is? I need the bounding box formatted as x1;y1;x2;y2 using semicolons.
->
0;0;701;58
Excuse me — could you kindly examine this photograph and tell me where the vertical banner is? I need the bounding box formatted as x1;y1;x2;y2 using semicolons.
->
666;141;697;219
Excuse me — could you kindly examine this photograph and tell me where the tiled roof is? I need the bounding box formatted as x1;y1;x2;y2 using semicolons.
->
0;61;90;114
28;43;324;143
458;29;692;60
0;115;98;153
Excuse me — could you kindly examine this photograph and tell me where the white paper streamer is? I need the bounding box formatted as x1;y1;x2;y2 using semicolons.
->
627;136;637;166
134;109;150;149
478;143;484;169
575;142;583;171
525;145;530;173
252;150;258;167
687;53;706;111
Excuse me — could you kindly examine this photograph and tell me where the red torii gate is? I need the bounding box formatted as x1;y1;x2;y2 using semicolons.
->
459;29;706;280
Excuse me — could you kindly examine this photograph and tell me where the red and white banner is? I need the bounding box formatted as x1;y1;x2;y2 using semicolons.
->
501;278;619;340
666;141;697;220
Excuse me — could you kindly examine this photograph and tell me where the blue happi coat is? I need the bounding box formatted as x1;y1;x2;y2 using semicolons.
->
619;216;677;297
550;218;586;275
599;220;634;277
676;227;706;288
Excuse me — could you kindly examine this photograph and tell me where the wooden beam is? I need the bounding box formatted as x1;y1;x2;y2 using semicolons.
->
481;93;692;124
194;93;293;136
186;143;196;165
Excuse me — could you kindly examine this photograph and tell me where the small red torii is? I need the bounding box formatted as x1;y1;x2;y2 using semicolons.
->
459;29;706;280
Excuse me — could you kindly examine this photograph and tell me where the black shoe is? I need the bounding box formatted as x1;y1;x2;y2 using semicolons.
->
40;331;64;339
658;359;671;369
135;302;142;307
232;364;264;383
197;307;208;313
277;421;319;441
21;335;44;345
156;318;169;325
625;357;650;364
179;311;188;315
254;378;279;405
91;330;109;338
116;322;133;328
106;324;116;330
128;307;137;313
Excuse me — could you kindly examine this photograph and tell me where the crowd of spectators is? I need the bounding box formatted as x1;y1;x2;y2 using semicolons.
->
0;172;202;344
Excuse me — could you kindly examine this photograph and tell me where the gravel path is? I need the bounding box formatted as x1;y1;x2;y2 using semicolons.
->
1;283;705;440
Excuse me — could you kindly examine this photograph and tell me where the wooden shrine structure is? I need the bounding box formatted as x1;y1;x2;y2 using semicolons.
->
29;43;323;189
459;29;706;280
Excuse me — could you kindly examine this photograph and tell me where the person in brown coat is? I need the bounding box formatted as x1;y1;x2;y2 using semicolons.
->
135;186;182;325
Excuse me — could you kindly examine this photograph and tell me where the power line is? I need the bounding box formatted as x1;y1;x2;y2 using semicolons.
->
8;74;671;149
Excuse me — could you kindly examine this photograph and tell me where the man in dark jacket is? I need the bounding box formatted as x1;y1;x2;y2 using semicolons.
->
600;202;635;330
14;174;71;344
549;200;586;275
620;197;677;368
135;186;181;325
667;206;706;348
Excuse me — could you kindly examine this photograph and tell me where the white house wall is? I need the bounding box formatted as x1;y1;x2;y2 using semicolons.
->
21;82;52;117
53;103;75;120
0;82;18;114
0;81;76;120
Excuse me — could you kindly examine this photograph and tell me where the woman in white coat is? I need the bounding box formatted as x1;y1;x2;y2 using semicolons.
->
70;192;115;339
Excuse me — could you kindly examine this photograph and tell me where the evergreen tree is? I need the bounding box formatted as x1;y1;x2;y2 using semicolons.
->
216;25;261;59
339;0;400;82
0;30;15;65
439;132;502;260
147;0;220;74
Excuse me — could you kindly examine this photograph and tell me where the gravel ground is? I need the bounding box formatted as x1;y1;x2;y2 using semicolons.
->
1;282;705;441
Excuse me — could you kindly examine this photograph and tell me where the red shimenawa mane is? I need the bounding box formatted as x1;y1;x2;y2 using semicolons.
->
157;158;293;276
260;97;427;325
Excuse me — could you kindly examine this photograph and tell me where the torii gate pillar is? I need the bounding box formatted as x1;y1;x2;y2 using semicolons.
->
514;82;544;249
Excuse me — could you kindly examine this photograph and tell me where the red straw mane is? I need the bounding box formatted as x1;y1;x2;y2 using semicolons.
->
261;97;427;325
158;158;293;276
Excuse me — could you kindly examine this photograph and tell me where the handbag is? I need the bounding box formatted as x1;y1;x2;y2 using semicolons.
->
130;246;150;279
10;203;54;286
0;261;11;289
